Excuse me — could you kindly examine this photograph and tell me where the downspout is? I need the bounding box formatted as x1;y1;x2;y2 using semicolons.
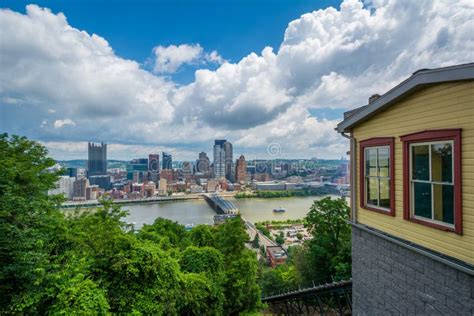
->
341;132;357;223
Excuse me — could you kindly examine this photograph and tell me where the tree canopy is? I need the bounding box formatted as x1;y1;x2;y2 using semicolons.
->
258;196;351;297
0;134;261;314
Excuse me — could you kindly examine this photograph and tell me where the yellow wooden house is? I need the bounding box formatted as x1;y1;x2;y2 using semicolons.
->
337;63;473;314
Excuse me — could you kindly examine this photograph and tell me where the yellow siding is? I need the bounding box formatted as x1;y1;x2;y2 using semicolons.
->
352;81;474;264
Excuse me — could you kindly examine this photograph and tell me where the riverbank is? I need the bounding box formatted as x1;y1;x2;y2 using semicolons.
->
235;187;340;199
60;191;238;209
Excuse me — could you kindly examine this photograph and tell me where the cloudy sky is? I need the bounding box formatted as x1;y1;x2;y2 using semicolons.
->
1;0;472;161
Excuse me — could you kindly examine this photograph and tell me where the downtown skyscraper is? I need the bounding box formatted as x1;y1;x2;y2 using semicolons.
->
87;142;107;176
235;154;246;183
162;152;172;170
213;140;232;180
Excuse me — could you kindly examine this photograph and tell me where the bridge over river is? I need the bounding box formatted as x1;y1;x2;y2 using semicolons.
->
203;193;239;214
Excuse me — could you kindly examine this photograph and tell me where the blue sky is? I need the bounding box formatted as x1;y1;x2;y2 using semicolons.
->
2;0;341;84
0;0;472;160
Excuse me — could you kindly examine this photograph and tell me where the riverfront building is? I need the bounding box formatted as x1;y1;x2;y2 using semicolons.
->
48;176;75;200
73;177;89;201
337;63;474;314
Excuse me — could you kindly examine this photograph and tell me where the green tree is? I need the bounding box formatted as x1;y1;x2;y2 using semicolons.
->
0;134;262;314
189;224;216;248
298;197;351;282
215;217;248;255
259;264;296;296
252;234;260;248
65;201;183;314
138;217;189;249
215;218;260;313
0;134;67;312
224;249;261;313
179;246;225;314
46;255;110;314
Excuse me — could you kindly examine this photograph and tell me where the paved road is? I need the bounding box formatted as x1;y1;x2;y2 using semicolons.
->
243;217;277;248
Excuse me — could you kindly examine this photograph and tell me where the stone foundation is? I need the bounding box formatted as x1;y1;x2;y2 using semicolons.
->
352;225;473;315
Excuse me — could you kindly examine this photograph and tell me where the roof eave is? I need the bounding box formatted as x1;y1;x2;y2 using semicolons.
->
336;63;474;134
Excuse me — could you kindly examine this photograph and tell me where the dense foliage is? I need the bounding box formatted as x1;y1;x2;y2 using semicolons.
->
258;197;351;296
235;186;339;199
0;134;260;314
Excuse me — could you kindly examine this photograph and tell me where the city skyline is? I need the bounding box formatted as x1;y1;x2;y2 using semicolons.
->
1;1;472;160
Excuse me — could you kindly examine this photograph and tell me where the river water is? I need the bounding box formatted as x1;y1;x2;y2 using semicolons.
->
123;196;335;228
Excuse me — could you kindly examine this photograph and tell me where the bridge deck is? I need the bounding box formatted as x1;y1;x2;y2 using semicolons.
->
205;193;239;214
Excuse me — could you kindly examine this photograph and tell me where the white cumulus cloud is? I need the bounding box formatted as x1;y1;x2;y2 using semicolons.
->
1;0;473;160
152;43;224;74
54;119;76;128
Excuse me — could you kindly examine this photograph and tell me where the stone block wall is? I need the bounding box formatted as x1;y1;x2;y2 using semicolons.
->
352;225;473;315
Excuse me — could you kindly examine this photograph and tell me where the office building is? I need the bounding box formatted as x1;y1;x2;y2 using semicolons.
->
148;154;160;182
158;178;167;196
235;155;247;183
213;140;232;180
89;175;112;190
160;169;174;182
127;158;148;182
86;185;100;200
73;177;89;200
148;154;160;172
87;142;107;177
143;182;155;198
48;176;75;200
196;152;210;173
181;161;193;175
162;152;172;170
67;167;78;179
213;140;226;179
206;179;219;192
224;141;233;181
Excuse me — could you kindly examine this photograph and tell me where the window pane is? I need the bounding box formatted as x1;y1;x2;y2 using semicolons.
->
412;145;430;181
367;178;378;206
413;182;432;219
379;178;390;208
378;147;390;178
433;184;454;225
365;148;377;176
431;143;452;183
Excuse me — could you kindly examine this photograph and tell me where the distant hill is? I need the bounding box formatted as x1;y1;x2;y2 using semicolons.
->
57;160;128;169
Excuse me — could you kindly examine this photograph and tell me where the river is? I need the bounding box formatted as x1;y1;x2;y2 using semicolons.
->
123;196;336;229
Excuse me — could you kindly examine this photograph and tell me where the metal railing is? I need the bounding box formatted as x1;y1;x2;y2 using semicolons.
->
262;279;352;315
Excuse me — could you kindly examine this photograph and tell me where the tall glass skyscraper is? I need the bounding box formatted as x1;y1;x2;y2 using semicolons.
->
87;142;107;176
148;154;160;172
162;152;172;170
213;140;232;180
225;141;233;181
